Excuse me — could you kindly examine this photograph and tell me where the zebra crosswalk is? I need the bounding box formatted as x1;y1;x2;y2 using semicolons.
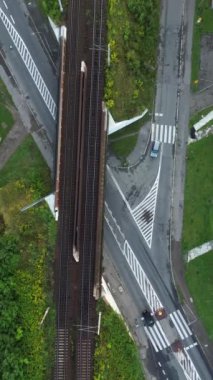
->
132;170;160;248
144;321;170;352
175;349;201;380
169;310;192;340
124;241;163;311
151;123;176;144
0;7;57;120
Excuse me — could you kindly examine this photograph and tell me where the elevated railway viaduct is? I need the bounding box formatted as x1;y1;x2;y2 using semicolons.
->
54;1;107;379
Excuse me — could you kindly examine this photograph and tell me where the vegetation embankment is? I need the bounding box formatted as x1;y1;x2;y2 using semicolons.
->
189;105;213;131
191;0;213;91
38;0;68;24
106;0;159;159
0;79;14;143
182;135;213;252
186;252;213;340
0;135;56;379
94;300;145;380
182;134;213;339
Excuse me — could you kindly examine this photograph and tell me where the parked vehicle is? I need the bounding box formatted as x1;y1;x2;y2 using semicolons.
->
150;140;160;158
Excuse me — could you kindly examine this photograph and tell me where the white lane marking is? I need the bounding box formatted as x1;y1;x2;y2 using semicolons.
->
185;342;198;351
104;216;123;251
152;324;167;350
160;124;164;141
155;112;163;117
151;123;176;144
3;1;8;10
176;310;192;336
175;348;201;380
168;125;172;143
164;124;168;142
162;370;166;375
145;327;159;352
124;241;163;312
156;123;159;139
155;321;170;347
10;14;15;24
106;165;132;213
131;157;161;248
152;123;155;140
144;322;170;352
158;362;162;367
170;310;192;340
0;7;56;119
172;125;176;144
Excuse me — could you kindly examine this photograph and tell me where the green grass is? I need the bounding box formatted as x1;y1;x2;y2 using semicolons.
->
94;300;145;380
0;134;52;194
108;112;150;159
106;0;159;120
189;105;213;130
0;79;14;142
109;135;138;163
0;104;14;142
0;79;13;106
186;252;213;340
191;0;213;91
182;135;213;252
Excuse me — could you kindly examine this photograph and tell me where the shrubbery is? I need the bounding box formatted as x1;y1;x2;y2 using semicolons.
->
94;300;144;380
0;137;56;379
106;0;159;120
39;0;68;24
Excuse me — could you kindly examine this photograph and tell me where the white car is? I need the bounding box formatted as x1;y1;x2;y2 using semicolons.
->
150;140;160;158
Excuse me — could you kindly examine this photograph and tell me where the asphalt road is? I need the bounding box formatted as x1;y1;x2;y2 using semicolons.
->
104;0;213;378
0;0;59;144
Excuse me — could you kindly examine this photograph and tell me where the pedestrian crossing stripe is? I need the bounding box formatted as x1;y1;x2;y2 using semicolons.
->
151;123;176;144
169;310;192;340
132;170;160;248
144;321;170;352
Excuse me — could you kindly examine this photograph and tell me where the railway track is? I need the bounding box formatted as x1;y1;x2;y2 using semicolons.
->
54;0;107;379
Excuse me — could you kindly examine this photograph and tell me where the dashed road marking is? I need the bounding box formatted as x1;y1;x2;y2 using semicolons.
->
0;7;56;119
169;310;192;340
104;201;125;250
152;123;176;144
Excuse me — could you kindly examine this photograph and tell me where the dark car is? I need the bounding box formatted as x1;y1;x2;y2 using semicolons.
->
141;310;155;327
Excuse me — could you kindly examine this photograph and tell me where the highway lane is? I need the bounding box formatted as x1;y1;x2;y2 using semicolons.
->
0;0;58;143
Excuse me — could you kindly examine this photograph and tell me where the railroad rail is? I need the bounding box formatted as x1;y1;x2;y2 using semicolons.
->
54;0;107;379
